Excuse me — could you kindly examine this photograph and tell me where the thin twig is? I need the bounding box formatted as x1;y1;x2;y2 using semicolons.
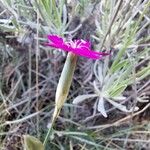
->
36;8;40;139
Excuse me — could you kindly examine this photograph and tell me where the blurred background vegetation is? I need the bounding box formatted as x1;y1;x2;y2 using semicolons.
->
0;0;150;149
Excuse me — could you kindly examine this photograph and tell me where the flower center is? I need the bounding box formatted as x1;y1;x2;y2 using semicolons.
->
66;39;87;49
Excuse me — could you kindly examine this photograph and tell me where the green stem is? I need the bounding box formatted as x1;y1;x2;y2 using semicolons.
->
43;107;60;147
43;52;77;148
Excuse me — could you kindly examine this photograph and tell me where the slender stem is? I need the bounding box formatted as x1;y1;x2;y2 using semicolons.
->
43;53;77;147
43;107;60;147
36;8;40;139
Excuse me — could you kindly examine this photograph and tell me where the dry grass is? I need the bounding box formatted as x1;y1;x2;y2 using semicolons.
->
0;0;150;149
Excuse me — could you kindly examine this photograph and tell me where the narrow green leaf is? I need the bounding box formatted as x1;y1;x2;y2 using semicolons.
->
107;99;139;112
117;65;132;83
73;94;97;104
136;66;150;80
110;59;129;73
70;135;102;148
136;66;150;78
109;84;127;97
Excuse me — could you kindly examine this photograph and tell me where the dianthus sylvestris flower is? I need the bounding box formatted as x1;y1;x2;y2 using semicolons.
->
43;35;110;145
46;35;109;59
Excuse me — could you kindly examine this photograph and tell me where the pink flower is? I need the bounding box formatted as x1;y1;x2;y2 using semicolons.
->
45;35;109;59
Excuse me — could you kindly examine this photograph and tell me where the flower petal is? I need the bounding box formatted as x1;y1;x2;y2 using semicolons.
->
47;43;72;52
80;40;91;48
45;43;62;49
47;35;64;44
71;47;102;59
91;50;110;56
45;34;110;59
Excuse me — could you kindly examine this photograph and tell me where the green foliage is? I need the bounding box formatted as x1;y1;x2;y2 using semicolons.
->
0;0;149;149
23;135;44;150
33;0;66;34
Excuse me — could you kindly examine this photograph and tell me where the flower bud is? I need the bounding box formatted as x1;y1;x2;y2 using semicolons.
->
54;52;77;115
